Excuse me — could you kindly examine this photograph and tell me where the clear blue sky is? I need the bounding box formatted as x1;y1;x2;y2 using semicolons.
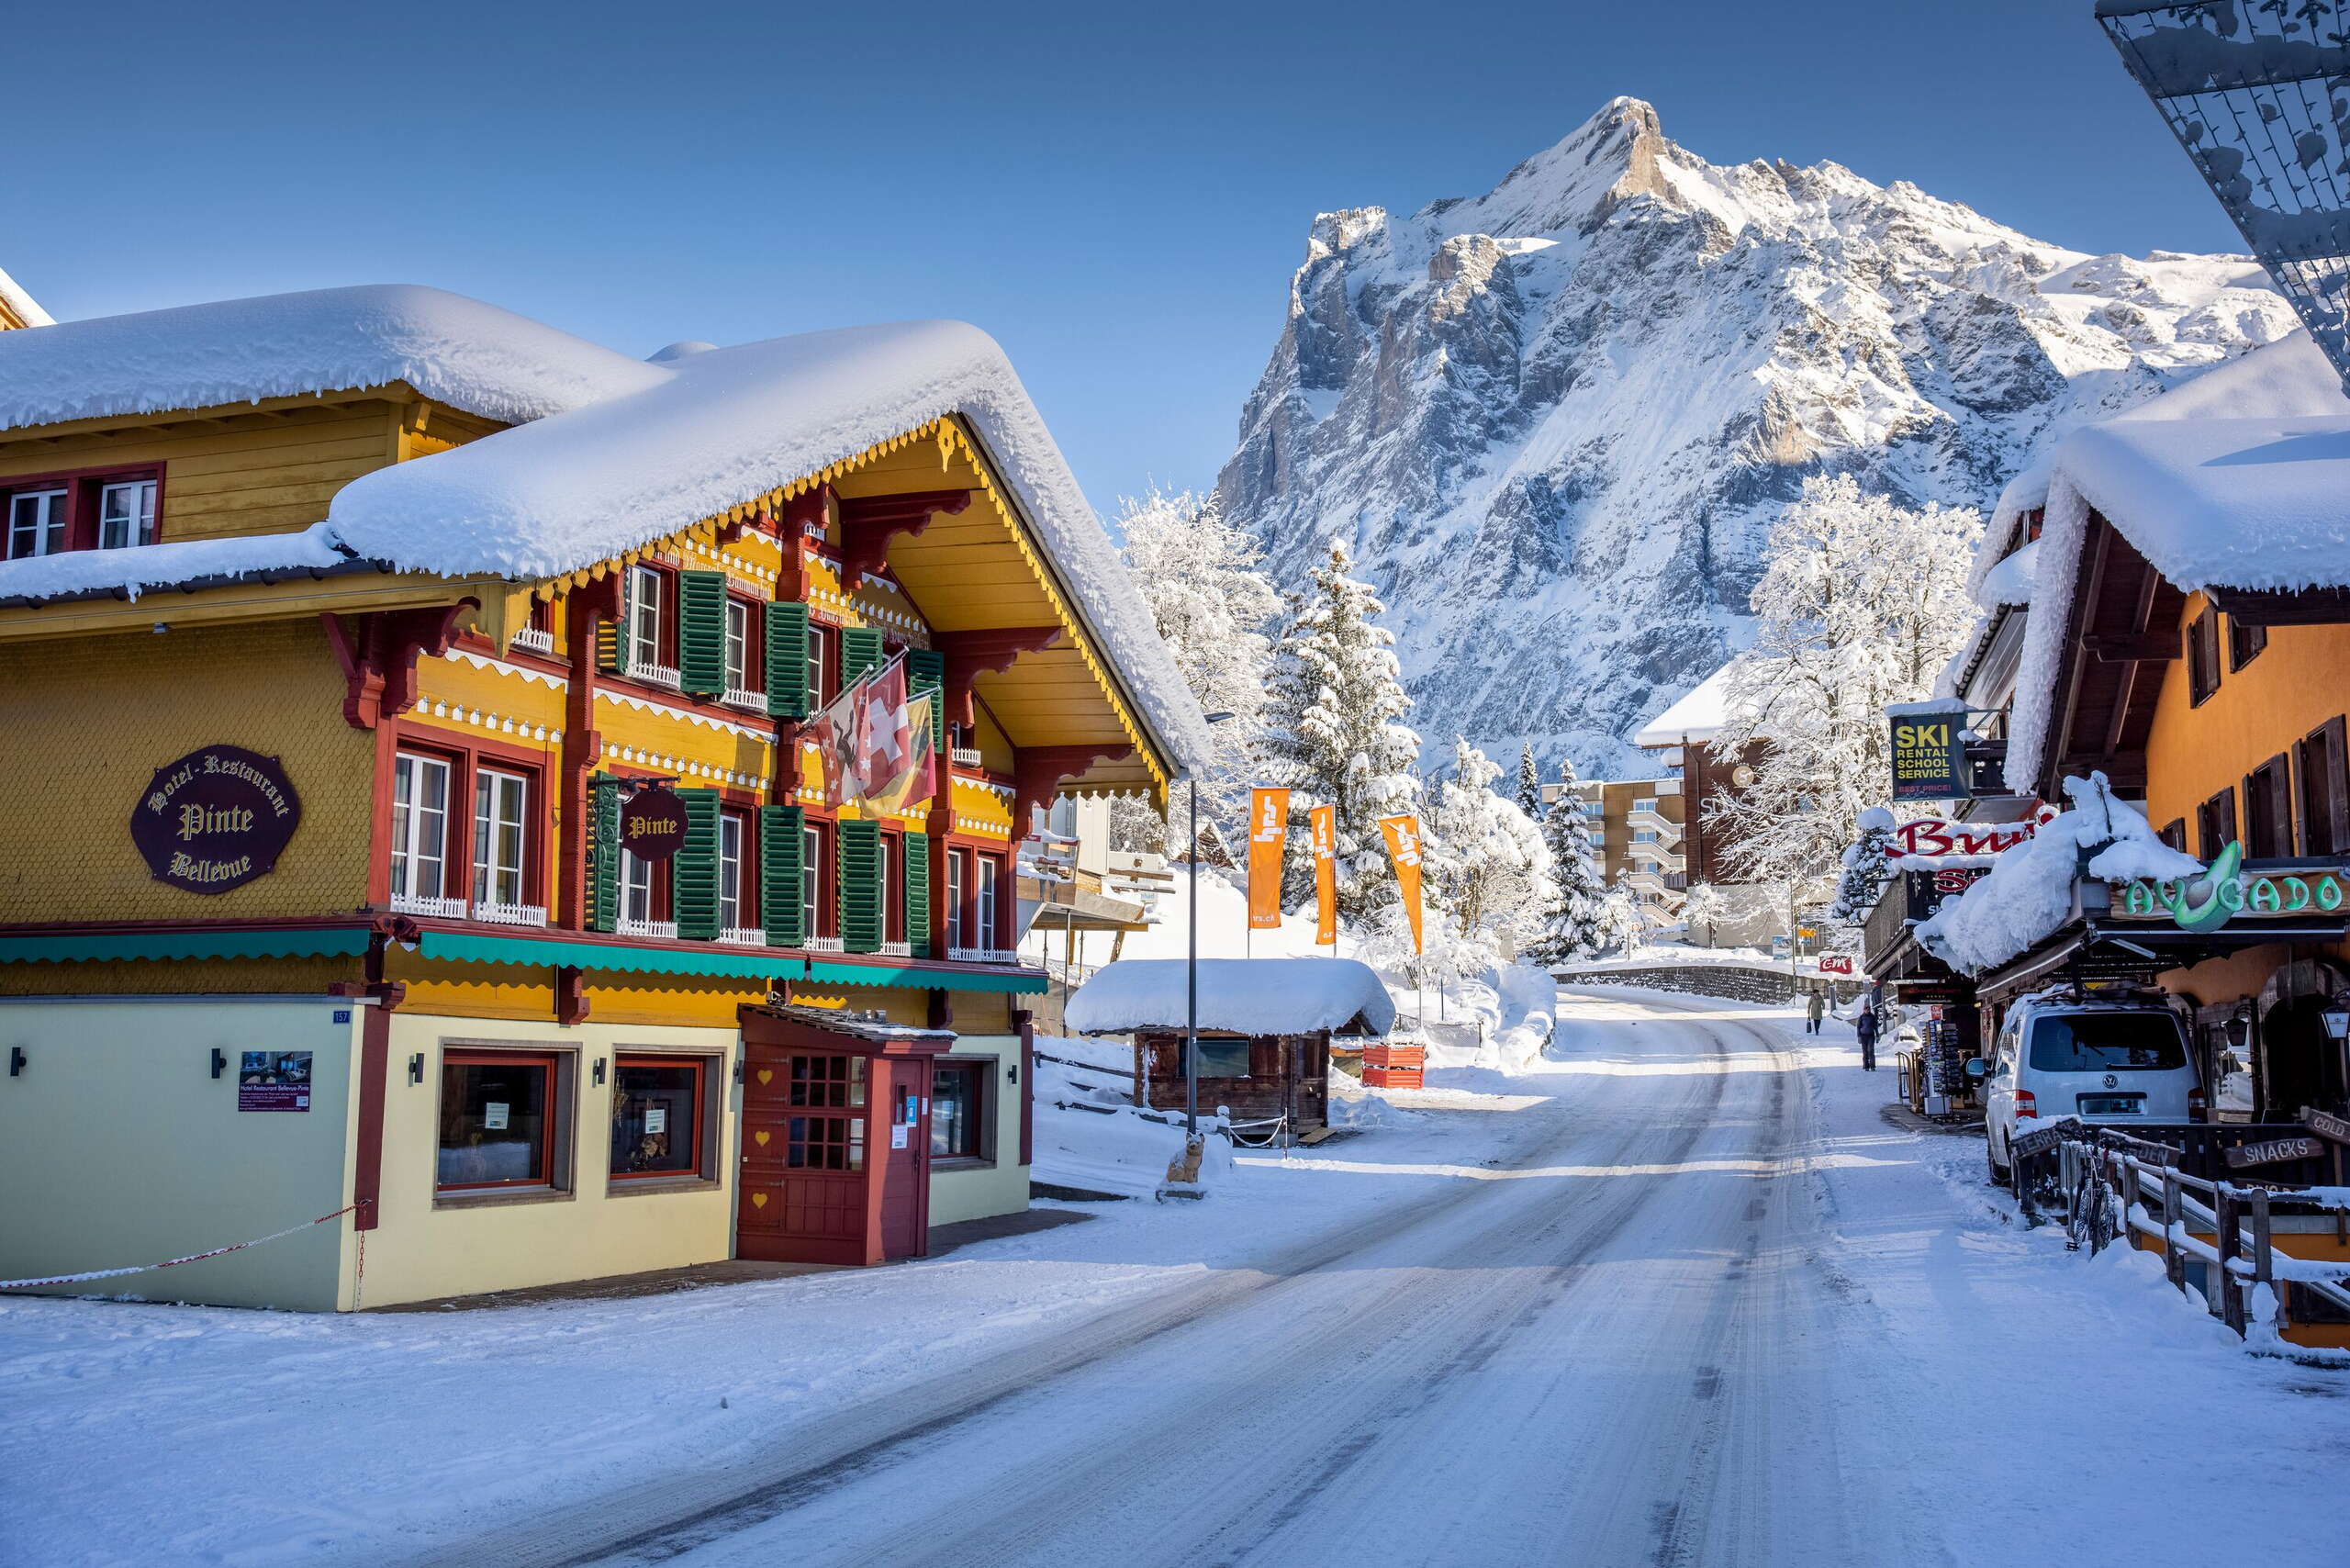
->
6;0;2236;514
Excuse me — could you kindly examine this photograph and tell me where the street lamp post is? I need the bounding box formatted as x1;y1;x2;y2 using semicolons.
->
1185;711;1236;1138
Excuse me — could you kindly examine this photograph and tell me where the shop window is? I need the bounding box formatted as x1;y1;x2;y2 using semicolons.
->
438;1050;560;1190
932;1060;990;1160
610;1055;708;1180
2186;608;2222;706
2298;717;2350;858
2227;614;2267;672
472;767;531;908
2197;786;2238;860
96;478;157;549
2244;754;2293;859
5;487;65;559
390;752;453;901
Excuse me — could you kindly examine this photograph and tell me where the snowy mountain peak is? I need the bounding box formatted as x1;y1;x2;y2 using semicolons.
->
1216;101;2298;779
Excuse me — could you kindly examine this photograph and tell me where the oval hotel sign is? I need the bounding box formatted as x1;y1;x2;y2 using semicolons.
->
131;745;302;894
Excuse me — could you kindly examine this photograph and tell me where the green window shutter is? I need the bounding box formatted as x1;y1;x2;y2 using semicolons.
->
902;831;932;959
766;601;810;720
587;775;622;933
761;805;804;947
677;571;728;696
675;789;723;941
842;626;886;688
906;647;946;755
597;571;634;677
838;818;882;954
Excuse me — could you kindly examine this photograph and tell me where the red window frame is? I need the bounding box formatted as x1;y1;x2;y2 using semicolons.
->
724;591;765;695
1;462;166;558
379;726;551;914
719;802;759;932
807;817;837;938
880;828;904;945
437;1048;561;1192
625;561;680;674
609;1053;709;1181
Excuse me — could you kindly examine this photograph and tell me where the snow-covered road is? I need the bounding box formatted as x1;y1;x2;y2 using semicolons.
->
7;989;2347;1567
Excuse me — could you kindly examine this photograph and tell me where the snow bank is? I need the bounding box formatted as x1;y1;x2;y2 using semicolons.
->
1915;773;2199;975
1030;1035;1237;1197
0;521;350;604
0;284;665;431
1065;957;1395;1038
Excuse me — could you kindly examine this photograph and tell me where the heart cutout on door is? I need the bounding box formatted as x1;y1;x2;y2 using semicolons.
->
754;1129;770;1147
751;1191;767;1209
756;1069;773;1085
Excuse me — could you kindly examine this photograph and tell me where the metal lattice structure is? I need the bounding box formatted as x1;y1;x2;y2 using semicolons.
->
2099;0;2350;389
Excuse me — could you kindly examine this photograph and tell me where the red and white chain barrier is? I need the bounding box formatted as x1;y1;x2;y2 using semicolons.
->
0;1203;362;1293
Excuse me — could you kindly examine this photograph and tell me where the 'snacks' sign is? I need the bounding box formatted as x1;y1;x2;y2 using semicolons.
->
131;745;302;894
1888;711;1966;801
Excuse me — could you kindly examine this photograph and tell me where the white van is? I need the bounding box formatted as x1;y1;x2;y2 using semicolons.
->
1980;989;2203;1183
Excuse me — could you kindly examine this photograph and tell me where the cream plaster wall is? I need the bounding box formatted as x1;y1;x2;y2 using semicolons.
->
926;1035;1031;1228
0;996;362;1311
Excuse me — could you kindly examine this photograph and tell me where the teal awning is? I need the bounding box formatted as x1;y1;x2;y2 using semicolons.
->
0;927;375;965
415;931;1046;993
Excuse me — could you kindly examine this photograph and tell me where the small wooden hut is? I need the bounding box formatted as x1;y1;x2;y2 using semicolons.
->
1064;958;1395;1137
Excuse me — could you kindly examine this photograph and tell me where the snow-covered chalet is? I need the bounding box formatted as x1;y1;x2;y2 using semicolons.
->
0;283;1205;1310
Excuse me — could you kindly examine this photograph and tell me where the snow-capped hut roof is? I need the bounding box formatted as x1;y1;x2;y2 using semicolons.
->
1632;659;1740;748
0;264;51;330
1064;958;1396;1038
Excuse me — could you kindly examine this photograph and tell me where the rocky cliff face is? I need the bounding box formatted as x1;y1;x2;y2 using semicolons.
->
1214;97;2296;778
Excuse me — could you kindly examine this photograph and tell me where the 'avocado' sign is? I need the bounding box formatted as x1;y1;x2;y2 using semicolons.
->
2117;844;2348;932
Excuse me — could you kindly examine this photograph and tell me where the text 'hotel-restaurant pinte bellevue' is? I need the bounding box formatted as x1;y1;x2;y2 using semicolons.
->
0;282;1208;1310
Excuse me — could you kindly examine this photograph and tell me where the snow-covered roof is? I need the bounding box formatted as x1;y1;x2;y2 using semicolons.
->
1632;659;1739;748
1914;774;2199;976
0;286;1210;772
0;285;665;431
0;521;352;607
1064;958;1396;1037
1975;537;2041;609
0;265;51;330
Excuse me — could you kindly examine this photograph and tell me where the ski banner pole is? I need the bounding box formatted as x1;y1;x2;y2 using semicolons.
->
0;1203;361;1293
1310;805;1337;946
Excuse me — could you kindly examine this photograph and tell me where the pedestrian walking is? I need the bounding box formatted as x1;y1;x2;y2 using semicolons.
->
1855;1005;1879;1071
1805;989;1824;1035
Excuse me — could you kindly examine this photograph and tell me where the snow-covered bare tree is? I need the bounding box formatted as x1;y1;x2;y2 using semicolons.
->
1108;487;1281;854
1707;474;1981;898
1425;739;1552;954
1528;758;1607;963
1264;543;1422;918
1678;881;1729;948
1598;874;1645;958
1515;744;1541;820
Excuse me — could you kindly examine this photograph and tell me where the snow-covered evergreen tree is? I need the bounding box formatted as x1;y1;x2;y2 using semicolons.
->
1515;744;1542;820
1829;807;1901;938
1678;880;1729;948
1108;487;1281;853
1707;474;1981;898
1426;738;1552;953
1264;543;1422;919
1528;758;1607;963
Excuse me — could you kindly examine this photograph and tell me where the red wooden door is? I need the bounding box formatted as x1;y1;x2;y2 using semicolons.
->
874;1058;933;1260
738;1044;873;1265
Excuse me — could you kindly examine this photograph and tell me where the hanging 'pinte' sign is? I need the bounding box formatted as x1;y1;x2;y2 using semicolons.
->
621;785;688;862
131;745;302;894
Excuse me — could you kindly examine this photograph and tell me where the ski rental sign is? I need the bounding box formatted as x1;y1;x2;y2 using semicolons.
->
1886;700;1967;801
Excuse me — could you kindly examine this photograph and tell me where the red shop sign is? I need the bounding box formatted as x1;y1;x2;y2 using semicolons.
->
130;745;303;895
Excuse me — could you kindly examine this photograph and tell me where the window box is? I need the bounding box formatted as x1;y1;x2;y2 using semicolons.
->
632;662;683;693
806;935;845;953
950;746;983;768
437;1048;567;1194
617;917;680;940
717;926;767;946
721;687;767;712
878;939;912;958
391;892;470;920
509;626;556;657
474;902;549;928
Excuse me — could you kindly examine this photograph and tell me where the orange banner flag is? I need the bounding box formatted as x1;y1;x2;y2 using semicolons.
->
1310;804;1337;946
1380;813;1427;955
1247;788;1290;930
